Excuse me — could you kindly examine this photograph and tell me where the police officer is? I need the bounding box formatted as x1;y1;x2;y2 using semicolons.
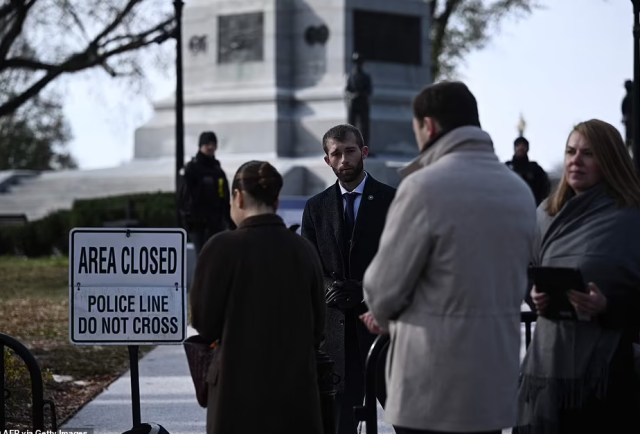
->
505;136;550;206
179;131;235;256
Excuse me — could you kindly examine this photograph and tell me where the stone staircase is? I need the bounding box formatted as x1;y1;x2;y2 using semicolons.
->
0;154;409;222
0;159;175;221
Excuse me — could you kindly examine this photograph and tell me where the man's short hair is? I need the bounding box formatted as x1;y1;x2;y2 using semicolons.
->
199;131;217;146
322;124;364;154
412;81;481;131
514;137;529;148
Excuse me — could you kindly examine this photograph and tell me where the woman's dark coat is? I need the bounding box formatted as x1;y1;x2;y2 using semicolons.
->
189;213;326;434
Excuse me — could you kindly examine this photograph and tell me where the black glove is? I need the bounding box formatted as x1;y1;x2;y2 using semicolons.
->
326;273;363;311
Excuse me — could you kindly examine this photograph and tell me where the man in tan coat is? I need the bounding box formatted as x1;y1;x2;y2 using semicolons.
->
361;81;537;434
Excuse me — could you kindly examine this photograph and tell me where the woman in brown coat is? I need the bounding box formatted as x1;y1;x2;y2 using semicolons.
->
189;161;326;434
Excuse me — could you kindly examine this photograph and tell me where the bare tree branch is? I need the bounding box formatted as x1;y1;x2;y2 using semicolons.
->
2;57;56;71
431;0;464;80
430;0;542;80
91;0;141;47
0;1;17;18
0;0;38;63
0;13;173;117
0;88;76;171
59;0;93;43
0;0;174;118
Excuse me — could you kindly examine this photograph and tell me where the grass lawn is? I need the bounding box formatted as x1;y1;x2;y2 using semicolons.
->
0;256;155;429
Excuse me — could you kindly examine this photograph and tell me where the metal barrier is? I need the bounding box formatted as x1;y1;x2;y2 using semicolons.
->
316;349;339;434
354;334;390;434
0;214;27;226
355;312;538;434
0;333;57;431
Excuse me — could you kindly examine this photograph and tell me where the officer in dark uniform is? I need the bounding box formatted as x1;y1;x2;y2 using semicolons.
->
179;131;235;256
505;136;550;206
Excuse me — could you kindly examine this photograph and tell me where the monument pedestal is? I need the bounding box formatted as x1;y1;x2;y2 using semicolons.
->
134;0;431;161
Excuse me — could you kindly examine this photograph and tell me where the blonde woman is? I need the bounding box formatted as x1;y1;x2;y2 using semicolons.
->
515;119;640;433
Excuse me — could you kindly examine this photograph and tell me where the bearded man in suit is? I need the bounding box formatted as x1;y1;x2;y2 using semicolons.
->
301;124;396;434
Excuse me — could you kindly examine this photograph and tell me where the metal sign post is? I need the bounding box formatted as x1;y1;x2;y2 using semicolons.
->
68;228;187;428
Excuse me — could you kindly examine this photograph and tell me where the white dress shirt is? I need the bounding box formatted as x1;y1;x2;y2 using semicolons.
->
339;171;368;219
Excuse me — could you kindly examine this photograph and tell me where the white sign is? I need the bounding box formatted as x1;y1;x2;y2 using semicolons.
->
69;228;187;345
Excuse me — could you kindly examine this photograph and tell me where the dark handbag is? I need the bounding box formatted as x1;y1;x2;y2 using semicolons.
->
183;335;218;407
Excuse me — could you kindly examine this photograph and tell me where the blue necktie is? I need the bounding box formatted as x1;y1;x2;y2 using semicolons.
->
344;192;358;241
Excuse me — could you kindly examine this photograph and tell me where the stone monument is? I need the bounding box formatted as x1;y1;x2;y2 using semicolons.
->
134;0;432;160
0;0;432;222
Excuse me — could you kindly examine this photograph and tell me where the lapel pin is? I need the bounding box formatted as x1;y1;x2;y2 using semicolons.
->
368;195;374;200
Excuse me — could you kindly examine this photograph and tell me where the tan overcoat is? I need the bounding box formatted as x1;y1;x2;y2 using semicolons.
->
364;126;537;432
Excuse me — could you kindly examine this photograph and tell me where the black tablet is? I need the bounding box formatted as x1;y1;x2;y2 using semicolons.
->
527;266;589;321
528;266;587;295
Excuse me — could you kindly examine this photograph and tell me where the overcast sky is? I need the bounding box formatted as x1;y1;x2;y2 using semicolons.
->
62;0;631;173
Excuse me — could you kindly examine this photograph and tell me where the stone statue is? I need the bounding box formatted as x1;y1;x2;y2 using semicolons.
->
345;52;373;149
517;113;526;137
622;80;633;147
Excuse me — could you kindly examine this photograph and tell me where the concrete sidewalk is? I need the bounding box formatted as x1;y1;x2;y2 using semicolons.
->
63;318;534;433
62;327;207;434
62;326;395;434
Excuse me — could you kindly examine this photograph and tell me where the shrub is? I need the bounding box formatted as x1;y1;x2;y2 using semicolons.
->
0;191;178;257
3;347;55;428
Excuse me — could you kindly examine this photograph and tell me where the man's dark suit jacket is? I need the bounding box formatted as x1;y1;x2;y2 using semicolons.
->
301;174;396;392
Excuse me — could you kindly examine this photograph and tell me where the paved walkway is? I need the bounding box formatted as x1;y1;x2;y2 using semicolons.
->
62;327;207;434
63;319;533;434
62;326;394;433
